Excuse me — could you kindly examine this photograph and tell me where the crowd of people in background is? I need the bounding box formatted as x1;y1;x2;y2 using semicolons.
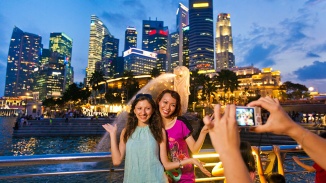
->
288;110;326;124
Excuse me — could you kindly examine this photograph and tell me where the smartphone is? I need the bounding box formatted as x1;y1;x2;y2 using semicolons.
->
236;106;262;127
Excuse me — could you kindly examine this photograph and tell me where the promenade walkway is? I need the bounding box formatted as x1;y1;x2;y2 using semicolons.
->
13;118;114;137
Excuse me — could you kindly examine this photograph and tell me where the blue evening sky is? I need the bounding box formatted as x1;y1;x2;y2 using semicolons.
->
0;0;325;96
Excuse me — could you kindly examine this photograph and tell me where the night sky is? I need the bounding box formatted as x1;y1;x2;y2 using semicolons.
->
0;0;325;96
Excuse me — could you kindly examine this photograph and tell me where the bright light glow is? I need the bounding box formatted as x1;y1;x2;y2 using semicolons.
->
309;87;314;92
193;3;209;8
192;153;219;158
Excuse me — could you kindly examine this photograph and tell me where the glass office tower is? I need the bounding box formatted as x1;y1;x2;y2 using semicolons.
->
86;15;110;86
5;26;42;97
188;0;214;71
124;26;137;51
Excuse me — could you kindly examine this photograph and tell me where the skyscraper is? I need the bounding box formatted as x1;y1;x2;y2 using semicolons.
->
102;34;119;79
169;3;189;71
148;26;169;72
86;15;110;86
215;13;235;69
49;32;74;89
142;19;168;72
188;0;214;71
176;3;189;66
124;26;137;51
142;19;164;51
182;26;190;68
4;26;42;97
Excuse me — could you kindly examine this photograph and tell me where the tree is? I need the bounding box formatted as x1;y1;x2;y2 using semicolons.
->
151;68;161;78
89;71;105;104
280;81;308;100
216;69;239;104
62;83;91;108
122;70;139;102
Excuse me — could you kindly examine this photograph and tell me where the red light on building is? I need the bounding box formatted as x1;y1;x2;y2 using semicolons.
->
148;30;157;35
159;30;168;36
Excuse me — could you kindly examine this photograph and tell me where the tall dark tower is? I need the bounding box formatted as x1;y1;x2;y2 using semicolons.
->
215;13;235;69
102;34;119;79
188;0;214;71
142;19;164;51
148;26;169;72
5;27;42;97
124;26;137;51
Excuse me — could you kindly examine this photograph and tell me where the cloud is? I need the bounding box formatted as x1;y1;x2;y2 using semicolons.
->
315;42;326;52
306;52;320;58
304;0;326;6
240;44;276;67
294;61;326;80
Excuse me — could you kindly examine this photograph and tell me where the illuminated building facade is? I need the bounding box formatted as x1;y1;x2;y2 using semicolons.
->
213;67;282;104
215;13;235;69
34;33;73;100
49;32;74;90
123;48;157;75
182;26;190;68
5;26;42;97
188;0;214;71
142;19;164;50
86;15;110;86
124;26;137;51
102;35;119;79
170;3;189;71
170;32;179;70
148;27;169;72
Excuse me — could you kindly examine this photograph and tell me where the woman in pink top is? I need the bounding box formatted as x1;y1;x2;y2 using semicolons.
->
156;90;209;183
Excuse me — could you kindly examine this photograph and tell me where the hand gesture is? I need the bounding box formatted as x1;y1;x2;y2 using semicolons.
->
292;156;300;163
248;96;297;136
273;145;281;155
203;104;240;155
191;158;212;177
200;123;210;134
102;123;117;135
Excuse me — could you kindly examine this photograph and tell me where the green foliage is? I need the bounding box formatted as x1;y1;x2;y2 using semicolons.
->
279;81;308;100
122;70;140;101
62;83;91;106
89;70;105;91
151;68;161;78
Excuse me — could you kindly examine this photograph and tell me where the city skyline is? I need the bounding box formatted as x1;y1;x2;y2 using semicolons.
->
0;0;326;97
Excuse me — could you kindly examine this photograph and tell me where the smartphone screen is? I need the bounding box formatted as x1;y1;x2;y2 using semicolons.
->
236;107;255;126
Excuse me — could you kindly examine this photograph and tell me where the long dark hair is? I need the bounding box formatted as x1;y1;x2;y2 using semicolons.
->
156;89;182;118
240;141;256;173
123;95;164;144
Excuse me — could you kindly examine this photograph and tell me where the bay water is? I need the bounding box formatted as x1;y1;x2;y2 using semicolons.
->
0;117;315;182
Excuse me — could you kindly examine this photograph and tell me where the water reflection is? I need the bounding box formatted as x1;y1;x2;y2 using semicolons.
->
0;117;317;182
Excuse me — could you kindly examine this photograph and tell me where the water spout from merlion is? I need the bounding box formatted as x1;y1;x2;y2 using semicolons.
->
96;66;190;152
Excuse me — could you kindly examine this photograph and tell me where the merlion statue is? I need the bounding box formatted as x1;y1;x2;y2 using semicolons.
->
173;66;190;114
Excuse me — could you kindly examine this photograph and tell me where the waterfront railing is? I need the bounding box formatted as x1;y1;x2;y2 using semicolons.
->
0;145;312;182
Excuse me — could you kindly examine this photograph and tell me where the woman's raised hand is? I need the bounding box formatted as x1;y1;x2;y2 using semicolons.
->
102;123;117;135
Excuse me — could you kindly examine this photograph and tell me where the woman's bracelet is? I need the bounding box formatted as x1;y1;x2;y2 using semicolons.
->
178;159;183;169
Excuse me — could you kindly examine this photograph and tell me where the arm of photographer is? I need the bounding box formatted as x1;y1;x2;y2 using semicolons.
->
248;96;326;170
203;104;252;183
